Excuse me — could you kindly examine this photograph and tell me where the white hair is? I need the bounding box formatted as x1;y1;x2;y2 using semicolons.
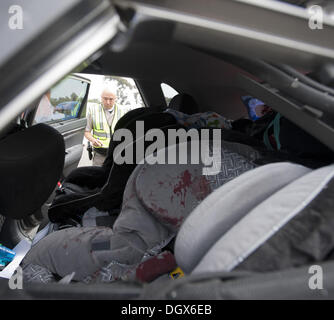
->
100;82;117;96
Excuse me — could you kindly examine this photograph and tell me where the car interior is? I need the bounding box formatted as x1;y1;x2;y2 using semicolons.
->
1;0;334;299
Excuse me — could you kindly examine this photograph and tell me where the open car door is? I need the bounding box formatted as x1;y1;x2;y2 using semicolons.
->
30;74;91;177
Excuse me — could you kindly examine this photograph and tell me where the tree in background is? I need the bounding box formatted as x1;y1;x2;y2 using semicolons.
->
50;92;79;106
103;76;144;109
88;98;100;104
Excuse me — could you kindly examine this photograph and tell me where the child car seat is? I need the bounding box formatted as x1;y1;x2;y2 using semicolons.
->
174;163;334;275
21;139;261;283
48;107;178;224
175;162;312;273
54;107;165;190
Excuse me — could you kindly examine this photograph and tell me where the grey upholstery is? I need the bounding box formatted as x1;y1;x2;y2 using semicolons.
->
22;139;261;283
192;164;334;274
175;162;311;273
22;163;170;282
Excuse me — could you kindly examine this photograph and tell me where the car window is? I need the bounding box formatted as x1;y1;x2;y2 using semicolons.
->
161;83;179;106
77;74;145;115
33;76;89;124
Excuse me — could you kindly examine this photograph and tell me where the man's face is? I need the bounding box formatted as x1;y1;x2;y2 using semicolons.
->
101;90;116;109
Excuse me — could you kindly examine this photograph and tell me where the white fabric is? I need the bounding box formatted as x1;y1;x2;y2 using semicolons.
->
82;207;109;227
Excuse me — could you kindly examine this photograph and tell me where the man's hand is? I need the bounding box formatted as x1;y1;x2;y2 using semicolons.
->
92;138;103;147
84;131;103;148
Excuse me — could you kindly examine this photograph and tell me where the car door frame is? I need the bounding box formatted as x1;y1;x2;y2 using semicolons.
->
26;74;91;178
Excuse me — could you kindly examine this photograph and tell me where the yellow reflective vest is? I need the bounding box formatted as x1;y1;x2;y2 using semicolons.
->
91;103;125;149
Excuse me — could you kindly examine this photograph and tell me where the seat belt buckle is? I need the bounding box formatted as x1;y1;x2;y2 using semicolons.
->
56;181;65;194
169;267;184;280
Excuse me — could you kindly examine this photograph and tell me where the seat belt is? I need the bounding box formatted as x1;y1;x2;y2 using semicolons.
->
263;113;281;151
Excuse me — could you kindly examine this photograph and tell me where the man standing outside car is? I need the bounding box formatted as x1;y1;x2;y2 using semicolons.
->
84;86;127;166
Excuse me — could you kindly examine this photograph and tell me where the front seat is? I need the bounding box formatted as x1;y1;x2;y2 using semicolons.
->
0;124;65;220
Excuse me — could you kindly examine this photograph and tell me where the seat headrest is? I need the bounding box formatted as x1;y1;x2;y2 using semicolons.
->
168;93;199;115
114;106;169;133
0;124;65;219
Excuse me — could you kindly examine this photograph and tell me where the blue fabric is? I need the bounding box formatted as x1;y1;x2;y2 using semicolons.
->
241;96;265;121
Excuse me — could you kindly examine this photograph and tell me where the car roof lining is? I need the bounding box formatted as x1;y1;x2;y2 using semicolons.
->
1;0;334;149
81;33;334;151
82;41;251;119
114;0;334;67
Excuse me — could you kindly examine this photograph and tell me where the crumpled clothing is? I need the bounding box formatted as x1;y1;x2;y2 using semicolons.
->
21;263;57;284
81;206;110;227
165;109;233;130
83;250;176;284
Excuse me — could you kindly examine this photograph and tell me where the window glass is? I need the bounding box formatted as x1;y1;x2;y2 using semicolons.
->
34;76;89;124
161;83;179;106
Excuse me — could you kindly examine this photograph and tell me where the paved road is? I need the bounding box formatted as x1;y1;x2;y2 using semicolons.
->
78;138;93;167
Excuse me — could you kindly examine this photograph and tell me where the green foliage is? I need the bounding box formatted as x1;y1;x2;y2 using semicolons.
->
88;98;100;104
50;93;83;115
50;92;79;106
